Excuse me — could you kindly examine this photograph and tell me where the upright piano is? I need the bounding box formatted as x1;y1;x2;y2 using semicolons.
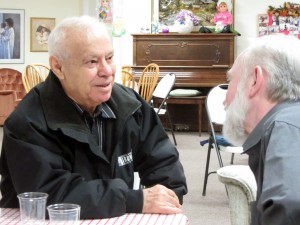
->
131;33;236;132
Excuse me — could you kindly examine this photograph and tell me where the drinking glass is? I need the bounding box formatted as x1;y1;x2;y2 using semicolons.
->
17;192;48;225
47;203;80;224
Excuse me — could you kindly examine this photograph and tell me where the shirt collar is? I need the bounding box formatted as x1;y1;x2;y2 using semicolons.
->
71;100;116;119
243;101;294;152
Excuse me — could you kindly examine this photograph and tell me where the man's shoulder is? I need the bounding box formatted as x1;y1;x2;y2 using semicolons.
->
271;101;300;125
5;88;43;127
111;83;142;104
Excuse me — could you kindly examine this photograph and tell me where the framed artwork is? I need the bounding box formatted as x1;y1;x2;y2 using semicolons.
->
153;0;234;32
264;2;300;39
30;17;55;52
0;9;25;64
257;14;268;37
98;0;113;23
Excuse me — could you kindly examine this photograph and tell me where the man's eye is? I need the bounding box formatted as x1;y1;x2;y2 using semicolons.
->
89;60;98;64
107;55;114;61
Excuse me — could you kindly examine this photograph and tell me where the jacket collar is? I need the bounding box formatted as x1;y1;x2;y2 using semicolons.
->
243;101;296;152
37;71;141;160
39;71;140;131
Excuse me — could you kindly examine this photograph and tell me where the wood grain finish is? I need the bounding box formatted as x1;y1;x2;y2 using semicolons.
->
131;33;235;87
131;33;236;132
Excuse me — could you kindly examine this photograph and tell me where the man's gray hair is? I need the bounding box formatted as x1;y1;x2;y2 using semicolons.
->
239;34;300;102
48;16;111;61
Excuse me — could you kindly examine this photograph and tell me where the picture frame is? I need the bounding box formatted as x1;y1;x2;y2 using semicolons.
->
97;0;113;24
257;14;268;37
153;0;234;32
30;17;55;52
262;2;300;39
0;9;25;64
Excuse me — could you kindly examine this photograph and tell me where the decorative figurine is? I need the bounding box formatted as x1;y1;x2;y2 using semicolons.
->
199;0;240;35
210;0;232;32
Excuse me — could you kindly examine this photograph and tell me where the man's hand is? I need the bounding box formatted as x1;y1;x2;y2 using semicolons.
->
142;184;182;214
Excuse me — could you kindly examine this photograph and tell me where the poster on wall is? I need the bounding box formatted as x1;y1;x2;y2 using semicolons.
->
257;14;268;37
30;17;55;52
98;0;113;23
259;2;300;39
0;9;24;64
155;0;234;32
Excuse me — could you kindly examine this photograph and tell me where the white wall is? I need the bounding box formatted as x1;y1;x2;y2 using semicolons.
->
234;0;289;56
120;0;290;77
1;0;82;72
1;0;289;75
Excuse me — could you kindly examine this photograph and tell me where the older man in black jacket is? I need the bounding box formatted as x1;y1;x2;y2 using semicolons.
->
0;16;187;219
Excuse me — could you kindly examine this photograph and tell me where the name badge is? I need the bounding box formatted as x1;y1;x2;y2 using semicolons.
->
118;151;133;167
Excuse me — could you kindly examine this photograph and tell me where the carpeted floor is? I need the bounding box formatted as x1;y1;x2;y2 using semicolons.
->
171;131;248;225
0;128;249;224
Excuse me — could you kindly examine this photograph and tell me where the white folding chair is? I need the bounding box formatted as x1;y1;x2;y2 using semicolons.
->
152;73;177;145
201;84;243;196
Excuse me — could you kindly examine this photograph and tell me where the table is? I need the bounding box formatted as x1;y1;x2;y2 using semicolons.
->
0;208;190;225
166;96;206;136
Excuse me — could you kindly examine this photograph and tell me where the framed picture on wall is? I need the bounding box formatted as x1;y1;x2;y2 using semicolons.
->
153;0;234;32
0;9;25;64
257;14;268;37
30;17;55;52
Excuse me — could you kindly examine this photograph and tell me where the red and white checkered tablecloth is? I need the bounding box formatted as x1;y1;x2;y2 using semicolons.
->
0;208;190;225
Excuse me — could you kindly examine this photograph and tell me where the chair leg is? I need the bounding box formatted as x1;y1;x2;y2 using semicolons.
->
202;140;213;196
230;153;234;164
215;145;224;168
166;110;177;146
215;144;228;195
203;137;225;196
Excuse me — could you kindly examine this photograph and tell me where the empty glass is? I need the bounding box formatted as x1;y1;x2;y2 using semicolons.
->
47;203;80;224
17;192;48;225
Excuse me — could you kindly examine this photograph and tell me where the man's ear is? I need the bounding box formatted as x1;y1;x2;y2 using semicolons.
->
49;56;65;80
249;66;264;98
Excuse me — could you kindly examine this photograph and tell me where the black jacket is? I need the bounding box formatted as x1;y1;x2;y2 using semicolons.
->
0;72;187;219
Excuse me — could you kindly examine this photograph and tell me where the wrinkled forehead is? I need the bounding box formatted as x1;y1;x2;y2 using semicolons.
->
66;26;111;47
68;24;109;39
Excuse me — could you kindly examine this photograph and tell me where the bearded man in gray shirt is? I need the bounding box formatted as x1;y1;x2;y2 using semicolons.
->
223;34;300;225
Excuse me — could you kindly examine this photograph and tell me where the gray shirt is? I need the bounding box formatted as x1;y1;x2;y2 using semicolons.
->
243;101;300;225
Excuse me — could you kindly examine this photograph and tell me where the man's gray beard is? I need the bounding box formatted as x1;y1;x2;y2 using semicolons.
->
223;88;249;146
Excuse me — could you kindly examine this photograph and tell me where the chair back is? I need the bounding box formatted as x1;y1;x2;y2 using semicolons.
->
0;68;26;99
22;64;50;93
32;64;50;80
152;73;176;112
121;70;137;90
0;68;26;125
206;84;228;126
121;65;133;73
137;63;159;102
217;165;257;225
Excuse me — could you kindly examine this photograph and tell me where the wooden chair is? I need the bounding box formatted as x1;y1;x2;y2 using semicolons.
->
121;65;133;73
137;63;159;102
121;70;138;91
22;64;50;93
31;64;50;80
